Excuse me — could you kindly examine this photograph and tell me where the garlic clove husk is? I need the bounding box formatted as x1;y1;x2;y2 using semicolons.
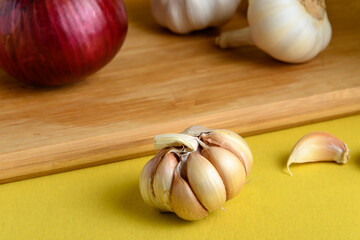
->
154;133;199;151
200;129;253;176
152;151;178;212
181;125;212;137
287;131;350;176
139;149;170;211
187;152;226;211
216;0;332;63
170;165;208;221
202;146;246;200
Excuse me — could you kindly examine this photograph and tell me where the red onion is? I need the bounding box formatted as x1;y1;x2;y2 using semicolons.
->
0;0;128;86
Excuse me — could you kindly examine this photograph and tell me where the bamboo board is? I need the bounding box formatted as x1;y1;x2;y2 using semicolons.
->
0;0;359;183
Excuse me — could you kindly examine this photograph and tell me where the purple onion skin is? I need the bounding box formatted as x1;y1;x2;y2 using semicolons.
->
0;0;128;86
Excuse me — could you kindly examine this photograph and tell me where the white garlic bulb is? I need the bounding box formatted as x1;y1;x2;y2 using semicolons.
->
139;126;253;221
216;0;332;63
151;0;242;34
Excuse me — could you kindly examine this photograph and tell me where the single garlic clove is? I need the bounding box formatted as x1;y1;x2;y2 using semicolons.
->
170;165;208;221
152;151;178;212
202;146;246;200
154;134;199;151
287;131;350;176
201;129;253;176
187;152;226;212
139;149;170;211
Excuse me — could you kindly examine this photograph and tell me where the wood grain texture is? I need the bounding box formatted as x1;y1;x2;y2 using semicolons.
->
0;0;359;184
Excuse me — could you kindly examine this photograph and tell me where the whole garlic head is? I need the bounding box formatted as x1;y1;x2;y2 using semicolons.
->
216;0;332;63
139;126;253;221
151;0;242;34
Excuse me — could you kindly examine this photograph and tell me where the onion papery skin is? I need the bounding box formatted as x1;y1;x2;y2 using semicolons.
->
0;0;128;86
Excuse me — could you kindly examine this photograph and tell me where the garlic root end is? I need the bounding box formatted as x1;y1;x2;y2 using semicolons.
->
337;144;350;164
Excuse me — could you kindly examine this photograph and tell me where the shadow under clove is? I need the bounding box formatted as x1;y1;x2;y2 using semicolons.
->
98;180;193;228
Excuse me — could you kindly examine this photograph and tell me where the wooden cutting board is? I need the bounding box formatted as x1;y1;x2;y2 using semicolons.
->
1;0;359;184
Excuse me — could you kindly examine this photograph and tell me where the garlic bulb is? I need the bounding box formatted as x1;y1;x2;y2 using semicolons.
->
139;126;253;221
151;0;242;34
216;0;332;63
287;132;350;176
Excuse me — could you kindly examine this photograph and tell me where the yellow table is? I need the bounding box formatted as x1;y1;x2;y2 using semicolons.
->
1;115;359;240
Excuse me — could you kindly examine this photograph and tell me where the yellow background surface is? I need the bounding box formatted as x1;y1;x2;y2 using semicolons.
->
1;114;360;240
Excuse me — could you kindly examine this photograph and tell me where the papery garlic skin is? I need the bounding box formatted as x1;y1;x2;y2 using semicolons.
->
202;147;246;200
201;129;253;176
187;152;226;211
171;166;208;220
139;149;170;211
152;151;178;211
151;0;242;34
287;131;350;176
216;0;332;63
139;126;252;221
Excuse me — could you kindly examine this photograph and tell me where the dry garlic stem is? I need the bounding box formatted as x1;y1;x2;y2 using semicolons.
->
151;0;242;34
216;0;332;63
154;134;198;151
287;132;350;176
139;126;252;221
